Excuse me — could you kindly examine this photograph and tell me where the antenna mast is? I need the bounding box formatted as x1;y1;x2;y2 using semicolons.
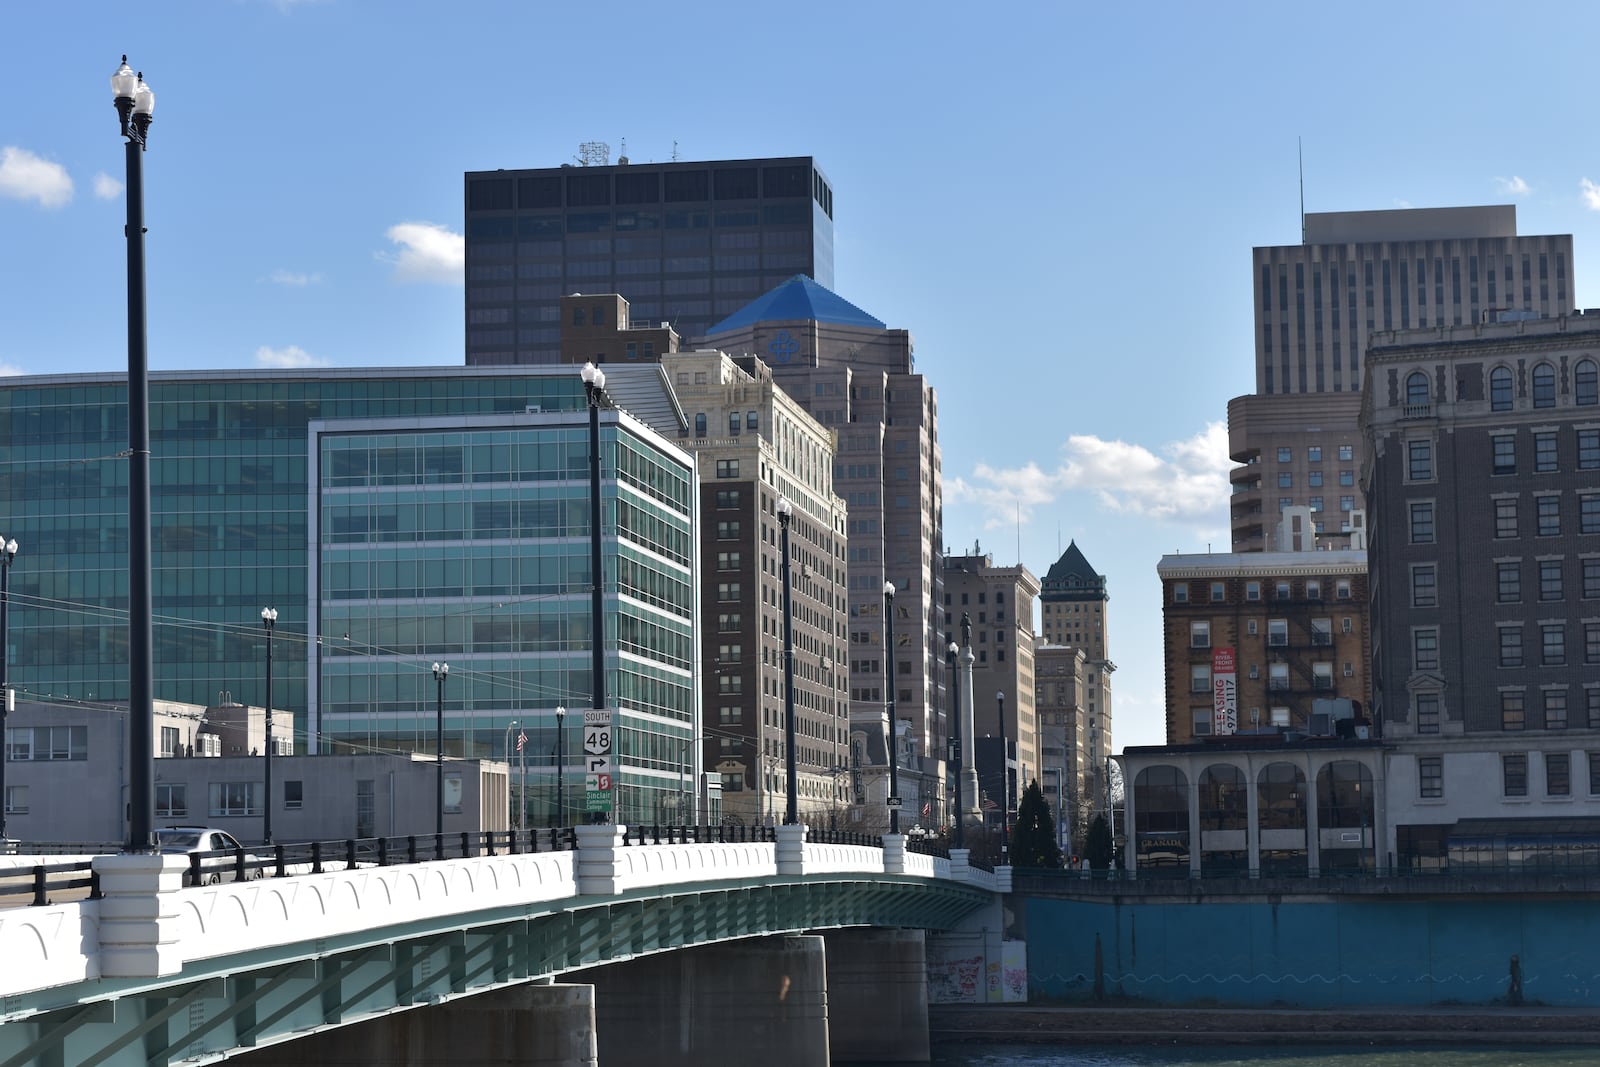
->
1298;137;1306;244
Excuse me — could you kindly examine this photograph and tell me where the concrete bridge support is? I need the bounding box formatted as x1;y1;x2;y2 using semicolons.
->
580;934;830;1067
233;982;597;1066
824;928;929;1063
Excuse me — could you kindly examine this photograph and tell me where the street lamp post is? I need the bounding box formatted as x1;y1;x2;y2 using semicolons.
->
946;640;961;849
503;719;520;830
0;537;17;844
554;704;566;827
260;608;277;844
777;497;799;825
997;689;1009;863
431;662;449;837
883;581;899;835
112;56;157;853
580;363;610;824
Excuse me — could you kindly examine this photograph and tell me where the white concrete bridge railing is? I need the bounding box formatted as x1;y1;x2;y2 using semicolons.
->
0;830;999;1002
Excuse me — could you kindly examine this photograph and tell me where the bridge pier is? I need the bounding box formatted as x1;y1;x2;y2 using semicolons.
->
824;928;929;1063
233;983;597;1066
579;934;830;1067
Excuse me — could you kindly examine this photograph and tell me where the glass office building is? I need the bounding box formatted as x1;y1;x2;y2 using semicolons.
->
464;155;835;365
0;367;698;825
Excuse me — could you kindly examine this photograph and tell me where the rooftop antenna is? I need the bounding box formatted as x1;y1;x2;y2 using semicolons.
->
672;140;679;162
1298;136;1306;244
1016;500;1022;567
577;141;610;167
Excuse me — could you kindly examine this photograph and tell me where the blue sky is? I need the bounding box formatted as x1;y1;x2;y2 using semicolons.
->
6;1;1600;749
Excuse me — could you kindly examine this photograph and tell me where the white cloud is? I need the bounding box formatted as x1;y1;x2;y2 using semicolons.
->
255;345;327;368
268;269;322;287
0;146;73;209
378;221;464;284
0;362;23;377
1495;175;1531;196
93;173;123;200
1582;178;1600;211
947;422;1231;526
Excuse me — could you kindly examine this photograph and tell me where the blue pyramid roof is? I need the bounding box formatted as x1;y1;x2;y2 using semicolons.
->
703;275;886;337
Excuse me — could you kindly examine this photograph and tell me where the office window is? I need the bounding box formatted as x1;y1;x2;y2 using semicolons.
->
1278;497;1293;512
1277;446;1292;463
1540;560;1563;601
1338;445;1354;461
1503;753;1528;797
1336;580;1352;600
1172;583;1189;603
1411;565;1437;607
1340;495;1355;513
716;551;741;570
1307;580;1323;600
1546;690;1569;730
1537;495;1560;536
715;521;740;539
1582;430;1600;470
1490;366;1514;411
284;780;303;810
1499;626;1524;668
1310;618;1332;646
1535;432;1558;473
2;785;25;815
716;489;740;509
1410;501;1435;543
1543;624;1566;665
1246;619;1259;636
1492;434;1516;475
717;612;741;632
155;783;187;818
1308;446;1322;462
1497;561;1521;603
1592;689;1600;730
1339;470;1354;486
729;412;741;435
1309;496;1324;512
1278;472;1293;488
1309;470;1324;487
1245;581;1261;601
716;582;740;601
1582;494;1600;535
1191;706;1212;736
1418;756;1443;798
694;413;707;436
1190;621;1211;648
1548;752;1571;796
1190;664;1211;693
1414;628;1439;671
1275;581;1291;600
1210;582;1226;602
716;459;740;478
1495;499;1518;539
1591;751;1600;795
1571;358;1597;406
1532;362;1556;408
1416;693;1441;735
1269;663;1289;691
1407;440;1433;481
209;782;262;817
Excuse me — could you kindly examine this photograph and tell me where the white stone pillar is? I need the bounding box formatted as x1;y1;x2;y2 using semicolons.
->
948;847;972;882
574;824;629;896
882;833;906;874
91;853;190;979
774;823;807;876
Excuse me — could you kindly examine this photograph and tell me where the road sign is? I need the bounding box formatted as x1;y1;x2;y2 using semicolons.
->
582;710;614;814
886;797;903;809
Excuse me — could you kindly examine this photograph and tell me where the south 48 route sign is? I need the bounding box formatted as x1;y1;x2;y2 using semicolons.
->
583;708;614;815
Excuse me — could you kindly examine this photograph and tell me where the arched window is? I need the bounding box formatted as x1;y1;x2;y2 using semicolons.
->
1406;371;1430;406
1199;764;1247;832
1532;362;1556;408
1490;366;1514;411
1315;761;1373;830
1576;359;1598;406
1256;762;1306;830
1133;766;1189;870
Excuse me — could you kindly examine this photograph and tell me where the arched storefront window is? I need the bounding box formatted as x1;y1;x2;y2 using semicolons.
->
1257;762;1307;876
1198;763;1248;874
1133;765;1189;873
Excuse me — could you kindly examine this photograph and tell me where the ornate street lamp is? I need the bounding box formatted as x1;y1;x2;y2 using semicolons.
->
112;55;157;853
997;689;1009;863
432;662;449;838
777;496;799;825
503;718;521;831
946;640;961;849
554;704;567;827
260;607;277;844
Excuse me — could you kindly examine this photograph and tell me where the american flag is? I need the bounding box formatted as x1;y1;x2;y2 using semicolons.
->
516;730;527;753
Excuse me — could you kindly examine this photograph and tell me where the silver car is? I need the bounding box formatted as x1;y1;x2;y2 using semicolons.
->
155;827;261;885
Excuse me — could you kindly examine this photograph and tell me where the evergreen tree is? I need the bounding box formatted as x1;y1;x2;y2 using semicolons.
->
1084;813;1114;870
1009;780;1063;868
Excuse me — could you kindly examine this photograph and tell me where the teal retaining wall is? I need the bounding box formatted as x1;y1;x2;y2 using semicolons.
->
1021;896;1600;1007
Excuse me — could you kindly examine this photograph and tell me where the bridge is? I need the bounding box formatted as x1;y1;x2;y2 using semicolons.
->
0;827;1005;1066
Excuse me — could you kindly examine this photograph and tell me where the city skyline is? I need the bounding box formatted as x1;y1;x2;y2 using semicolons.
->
8;2;1600;748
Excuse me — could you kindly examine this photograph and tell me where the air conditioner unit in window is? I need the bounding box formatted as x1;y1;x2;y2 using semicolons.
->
1343;663;1354;677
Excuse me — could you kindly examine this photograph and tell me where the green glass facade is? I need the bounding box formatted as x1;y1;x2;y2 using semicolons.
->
0;368;699;826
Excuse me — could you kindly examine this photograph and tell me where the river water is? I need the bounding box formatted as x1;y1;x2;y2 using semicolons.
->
903;1046;1597;1066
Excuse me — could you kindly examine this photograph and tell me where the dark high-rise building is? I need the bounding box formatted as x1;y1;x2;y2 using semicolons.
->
464;154;835;366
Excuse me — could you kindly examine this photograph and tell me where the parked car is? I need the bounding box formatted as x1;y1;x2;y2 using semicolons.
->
155;827;261;885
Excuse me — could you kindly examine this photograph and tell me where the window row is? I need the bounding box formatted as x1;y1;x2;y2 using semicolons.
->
1407;359;1600;411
